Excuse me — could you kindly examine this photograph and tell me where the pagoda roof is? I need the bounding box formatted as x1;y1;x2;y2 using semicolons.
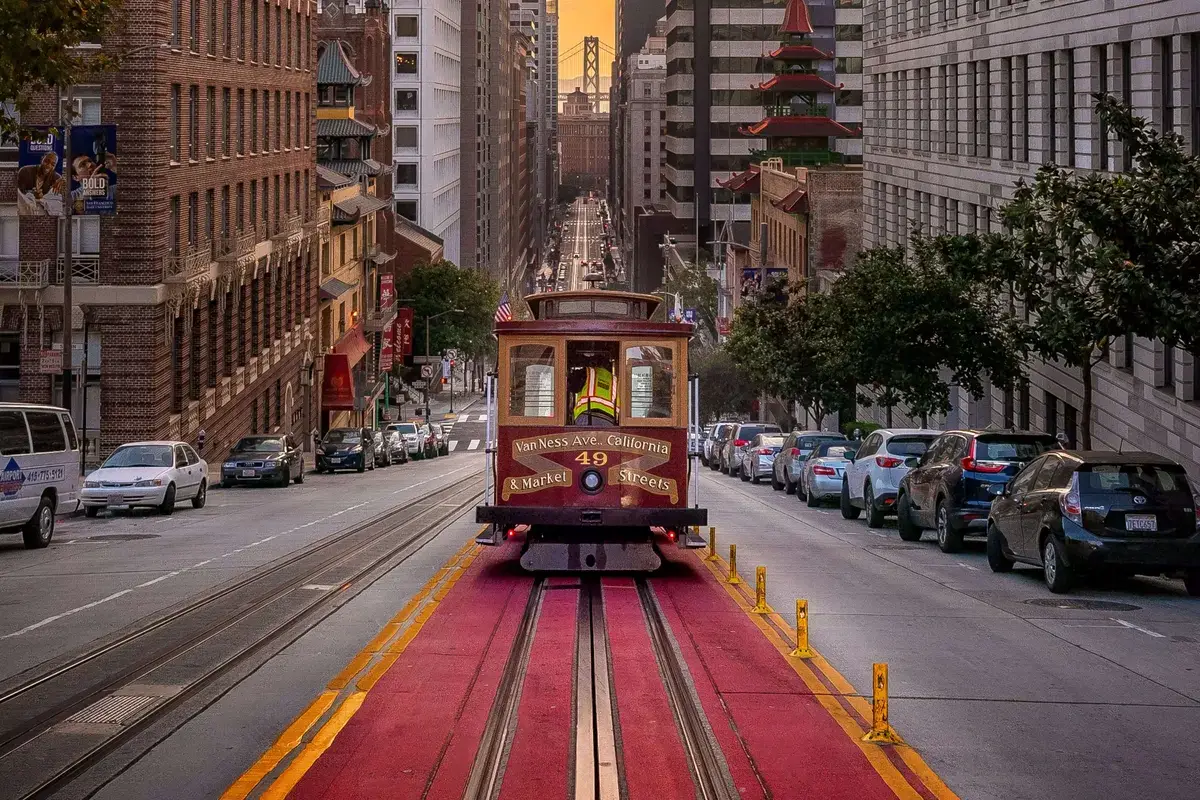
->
317;117;378;138
332;192;391;224
321;158;388;177
772;187;809;214
719;167;760;193
317;40;364;87
739;116;856;138
316;164;355;189
758;73;840;93
769;44;833;61
780;0;815;35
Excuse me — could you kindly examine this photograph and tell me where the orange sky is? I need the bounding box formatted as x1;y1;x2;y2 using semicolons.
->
557;0;615;78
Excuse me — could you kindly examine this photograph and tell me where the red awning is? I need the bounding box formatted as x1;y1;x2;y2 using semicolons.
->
739;116;856;138
758;74;840;93
719;168;761;193
769;45;833;62
780;0;814;34
772;187;809;214
333;325;371;368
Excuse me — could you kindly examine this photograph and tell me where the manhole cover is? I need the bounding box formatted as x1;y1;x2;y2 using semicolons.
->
1024;598;1142;611
866;544;924;551
77;534;162;543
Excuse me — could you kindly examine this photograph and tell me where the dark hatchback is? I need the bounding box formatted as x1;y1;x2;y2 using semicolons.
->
221;434;305;487
897;430;1060;552
315;427;375;473
986;451;1200;594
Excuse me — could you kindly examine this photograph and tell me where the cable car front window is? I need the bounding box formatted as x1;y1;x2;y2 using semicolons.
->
508;344;556;419
567;340;620;427
625;345;675;421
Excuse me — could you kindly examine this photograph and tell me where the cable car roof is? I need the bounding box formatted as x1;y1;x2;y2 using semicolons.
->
524;290;662;321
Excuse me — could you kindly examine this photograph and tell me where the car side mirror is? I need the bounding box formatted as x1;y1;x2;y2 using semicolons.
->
986;482;1008;498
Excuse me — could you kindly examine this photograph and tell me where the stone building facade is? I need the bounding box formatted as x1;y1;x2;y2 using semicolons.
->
861;1;1200;473
0;0;323;464
560;89;610;188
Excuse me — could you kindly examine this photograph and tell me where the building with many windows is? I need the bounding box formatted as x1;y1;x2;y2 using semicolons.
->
861;1;1200;473
0;0;322;464
560;89;610;187
616;28;668;275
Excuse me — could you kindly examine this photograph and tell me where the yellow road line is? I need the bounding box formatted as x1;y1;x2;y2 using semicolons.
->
696;552;959;800
261;691;367;800
221;532;483;800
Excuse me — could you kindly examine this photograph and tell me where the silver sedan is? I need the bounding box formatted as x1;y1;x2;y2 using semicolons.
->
739;434;785;484
799;441;860;506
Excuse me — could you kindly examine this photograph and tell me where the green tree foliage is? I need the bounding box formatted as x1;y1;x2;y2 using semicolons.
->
395;260;500;360
663;254;719;341
690;347;757;423
0;0;120;140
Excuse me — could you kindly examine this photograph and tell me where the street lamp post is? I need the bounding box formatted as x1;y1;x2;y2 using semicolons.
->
423;308;463;421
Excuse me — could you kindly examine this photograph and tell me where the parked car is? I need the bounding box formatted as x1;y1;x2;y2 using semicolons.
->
897;430;1060;551
220;434;305;488
705;423;736;468
82;441;207;518
387;422;424;458
986;451;1200;594
694;424;713;462
383;430;409;464
841;428;940;526
722;423;782;478
315;427;374;473
372;430;391;467
0;403;81;547
775;431;849;495
739;434;786;483
431;423;451;456
799;441;860;507
417;424;439;459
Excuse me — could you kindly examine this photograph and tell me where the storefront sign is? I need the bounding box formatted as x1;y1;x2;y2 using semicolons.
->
321;353;355;410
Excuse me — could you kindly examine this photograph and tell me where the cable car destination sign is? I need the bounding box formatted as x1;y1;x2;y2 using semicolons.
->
502;432;678;503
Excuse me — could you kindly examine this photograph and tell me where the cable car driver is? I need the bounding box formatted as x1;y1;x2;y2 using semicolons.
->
568;363;618;426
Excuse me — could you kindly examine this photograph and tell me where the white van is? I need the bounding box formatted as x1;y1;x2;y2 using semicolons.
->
0;403;81;548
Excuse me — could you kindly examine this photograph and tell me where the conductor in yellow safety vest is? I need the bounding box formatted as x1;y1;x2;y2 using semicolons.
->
570;365;618;426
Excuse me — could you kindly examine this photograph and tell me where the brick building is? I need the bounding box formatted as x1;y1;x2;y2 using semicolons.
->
560;89;609;189
0;0;323;464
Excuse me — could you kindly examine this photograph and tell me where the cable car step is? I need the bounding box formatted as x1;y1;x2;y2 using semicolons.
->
680;530;707;549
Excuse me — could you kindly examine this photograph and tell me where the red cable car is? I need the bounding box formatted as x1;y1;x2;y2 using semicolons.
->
476;290;707;570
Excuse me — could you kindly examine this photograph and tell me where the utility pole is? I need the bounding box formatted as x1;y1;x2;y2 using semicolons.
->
61;86;75;423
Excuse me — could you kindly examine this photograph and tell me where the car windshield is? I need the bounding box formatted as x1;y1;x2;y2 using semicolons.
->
392;424;418;435
799;435;846;450
102;444;174;469
325;430;361;445
886;435;936;456
386;431;401;444
975;436;1058;461
1080;464;1192;495
233;437;284;453
817;443;858;459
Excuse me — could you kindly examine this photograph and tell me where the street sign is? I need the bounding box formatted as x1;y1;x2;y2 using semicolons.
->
420;364;435;379
442;358;451;378
39;349;61;374
446;348;459;361
412;379;427;389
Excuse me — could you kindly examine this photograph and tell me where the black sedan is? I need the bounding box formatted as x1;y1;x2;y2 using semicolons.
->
315;428;375;473
986;451;1200;594
221;434;305;487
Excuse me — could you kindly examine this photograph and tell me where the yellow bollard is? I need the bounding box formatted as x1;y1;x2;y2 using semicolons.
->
751;566;770;614
861;663;902;744
789;599;814;658
726;544;742;585
706;527;719;561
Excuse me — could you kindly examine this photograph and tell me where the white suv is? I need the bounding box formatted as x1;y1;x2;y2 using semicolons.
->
841;428;939;527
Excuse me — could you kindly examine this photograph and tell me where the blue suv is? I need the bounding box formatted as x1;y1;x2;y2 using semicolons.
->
896;430;1061;552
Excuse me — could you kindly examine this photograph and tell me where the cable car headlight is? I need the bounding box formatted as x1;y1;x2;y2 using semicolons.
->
580;468;604;494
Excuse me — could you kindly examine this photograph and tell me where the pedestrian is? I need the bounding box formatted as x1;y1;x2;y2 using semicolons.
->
852;427;863;441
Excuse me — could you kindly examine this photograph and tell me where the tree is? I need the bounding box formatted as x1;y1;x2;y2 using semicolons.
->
0;1;121;140
691;347;757;422
395;260;501;361
663;254;719;342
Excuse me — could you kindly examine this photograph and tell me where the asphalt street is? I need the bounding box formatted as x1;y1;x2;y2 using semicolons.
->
564;198;602;291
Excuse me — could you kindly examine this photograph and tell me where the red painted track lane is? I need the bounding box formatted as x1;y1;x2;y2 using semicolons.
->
656;548;898;800
496;578;577;800
602;577;698;800
287;549;529;800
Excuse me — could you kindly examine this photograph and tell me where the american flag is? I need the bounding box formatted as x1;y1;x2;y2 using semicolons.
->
494;293;513;323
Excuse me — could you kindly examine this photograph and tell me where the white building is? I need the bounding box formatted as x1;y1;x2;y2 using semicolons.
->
620;34;668;263
390;0;462;264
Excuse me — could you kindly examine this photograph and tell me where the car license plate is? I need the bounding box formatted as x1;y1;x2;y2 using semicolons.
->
241;469;256;477
1125;514;1157;532
329;457;341;463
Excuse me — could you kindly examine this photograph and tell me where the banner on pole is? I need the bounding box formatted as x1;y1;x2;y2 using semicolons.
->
17;125;118;216
380;318;395;372
396;307;414;356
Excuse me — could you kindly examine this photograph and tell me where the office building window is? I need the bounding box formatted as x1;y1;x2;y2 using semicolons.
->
237;88;245;155
188;85;198;160
1097;46;1110;169
394;126;418;148
262;91;270;151
169;85;181;162
1161;37;1175;132
396;200;418;222
1121;41;1133;170
251;0;259;62
395;52;418;75
395;16;418;37
395;163;417;186
206;86;216;159
1163;342;1176;387
395;89;418;111
1046;52;1057;164
222;87;231;155
250;90;258;152
1192;34;1200;155
1066;49;1076;167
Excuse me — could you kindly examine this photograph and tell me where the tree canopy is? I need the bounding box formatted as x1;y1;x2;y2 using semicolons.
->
394;260;501;360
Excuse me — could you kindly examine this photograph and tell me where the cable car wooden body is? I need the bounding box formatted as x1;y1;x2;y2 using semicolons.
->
476;290;707;571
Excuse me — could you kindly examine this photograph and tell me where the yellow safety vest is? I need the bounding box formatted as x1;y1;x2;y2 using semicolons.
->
573;367;617;420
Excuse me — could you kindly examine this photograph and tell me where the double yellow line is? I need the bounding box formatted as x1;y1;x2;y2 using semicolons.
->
695;550;959;800
222;536;482;800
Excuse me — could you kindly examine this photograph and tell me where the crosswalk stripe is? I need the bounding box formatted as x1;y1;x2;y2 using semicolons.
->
447;440;459;452
467;439;480;451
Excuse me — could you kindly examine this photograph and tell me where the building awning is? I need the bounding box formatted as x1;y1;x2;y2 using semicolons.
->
719;168;760;193
332;192;391;223
758;74;840;93
780;0;815;34
320;276;358;301
769;44;832;61
317;164;354;189
739;116;856;138
316;117;378;138
317;40;364;87
333;325;371;368
772;187;809;214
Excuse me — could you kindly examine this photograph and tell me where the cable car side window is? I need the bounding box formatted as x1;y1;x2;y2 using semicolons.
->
624;344;676;422
508;344;557;419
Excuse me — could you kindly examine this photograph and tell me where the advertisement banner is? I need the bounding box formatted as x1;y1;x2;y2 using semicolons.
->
379;274;395;313
396;307;414;356
17;125;117;216
380;320;395;373
321;354;356;410
741;267;788;297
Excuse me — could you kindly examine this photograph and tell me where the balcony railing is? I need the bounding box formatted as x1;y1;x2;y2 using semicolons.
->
750;149;845;167
55;254;100;284
216;230;258;261
0;259;50;289
762;104;831;118
273;212;303;240
164;247;213;283
362;305;398;333
305;205;331;229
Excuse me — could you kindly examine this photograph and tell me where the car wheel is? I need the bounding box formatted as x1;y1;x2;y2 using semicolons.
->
1042;534;1074;593
84;506;99;518
191;480;207;509
277;469;290;487
158;483;177;515
796;472;808;500
771;471;783;491
935;499;963;553
23;495;56;548
987;524;1015;573
784;470;797;495
1183;569;1200;597
357;461;366;473
896;494;922;542
222;478;234;488
806;486;820;507
741;465;751;482
295;462;304;484
840;478;861;520
864;483;886;528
